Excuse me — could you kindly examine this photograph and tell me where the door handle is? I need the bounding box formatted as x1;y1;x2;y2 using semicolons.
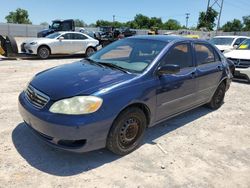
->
190;71;196;79
217;65;223;71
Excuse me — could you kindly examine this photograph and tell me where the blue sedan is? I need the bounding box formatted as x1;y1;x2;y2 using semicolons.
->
18;35;232;155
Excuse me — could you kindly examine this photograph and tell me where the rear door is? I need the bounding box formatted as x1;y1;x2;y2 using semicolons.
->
194;43;223;103
71;33;89;53
155;42;197;121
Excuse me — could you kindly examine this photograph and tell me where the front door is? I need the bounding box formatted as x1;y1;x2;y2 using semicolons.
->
155;43;197;122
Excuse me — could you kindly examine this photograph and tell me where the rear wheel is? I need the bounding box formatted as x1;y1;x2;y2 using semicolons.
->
85;47;95;57
107;107;146;155
37;46;50;59
207;82;226;109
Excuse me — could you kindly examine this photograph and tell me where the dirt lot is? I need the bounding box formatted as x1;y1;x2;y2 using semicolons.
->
0;58;249;188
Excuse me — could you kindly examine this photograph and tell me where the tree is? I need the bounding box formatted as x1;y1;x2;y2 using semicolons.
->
133;14;151;29
222;19;243;32
74;19;87;27
149;17;163;28
197;7;218;31
5;8;32;24
163;19;182;30
242;15;250;31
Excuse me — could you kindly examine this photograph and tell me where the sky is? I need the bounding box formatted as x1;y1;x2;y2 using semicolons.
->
1;0;250;27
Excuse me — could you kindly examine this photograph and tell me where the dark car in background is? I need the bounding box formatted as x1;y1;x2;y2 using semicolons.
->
37;19;75;38
18;36;232;155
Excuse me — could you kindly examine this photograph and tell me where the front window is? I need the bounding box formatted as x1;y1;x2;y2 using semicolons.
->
237;39;250;50
45;32;61;39
89;38;167;73
161;43;193;69
194;44;215;65
51;22;62;30
210;37;235;46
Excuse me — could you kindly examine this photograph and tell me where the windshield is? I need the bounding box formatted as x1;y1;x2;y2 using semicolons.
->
237;39;250;50
88;38;167;73
45;33;61;39
51;22;61;30
210;37;235;46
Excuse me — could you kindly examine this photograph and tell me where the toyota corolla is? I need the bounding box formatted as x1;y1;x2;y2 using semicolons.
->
18;35;232;155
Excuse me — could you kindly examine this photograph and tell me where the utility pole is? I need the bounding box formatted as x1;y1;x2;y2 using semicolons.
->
185;13;190;28
206;0;224;33
113;15;115;23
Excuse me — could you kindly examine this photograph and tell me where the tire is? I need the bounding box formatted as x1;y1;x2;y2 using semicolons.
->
37;46;50;59
107;107;147;155
85;47;95;57
207;82;226;109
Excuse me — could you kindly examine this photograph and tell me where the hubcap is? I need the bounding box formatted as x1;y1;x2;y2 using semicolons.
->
119;117;140;148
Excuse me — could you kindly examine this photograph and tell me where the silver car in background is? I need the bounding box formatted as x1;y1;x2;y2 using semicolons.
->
21;32;100;59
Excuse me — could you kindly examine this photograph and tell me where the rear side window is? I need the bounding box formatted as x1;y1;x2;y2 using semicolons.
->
72;33;88;40
194;44;215;65
162;44;193;68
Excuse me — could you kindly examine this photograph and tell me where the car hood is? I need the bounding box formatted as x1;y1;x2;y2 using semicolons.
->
30;60;136;100
224;50;250;60
38;28;53;34
24;38;54;44
215;45;232;51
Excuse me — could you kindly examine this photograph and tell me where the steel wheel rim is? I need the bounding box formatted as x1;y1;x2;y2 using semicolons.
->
118;117;141;148
215;88;224;105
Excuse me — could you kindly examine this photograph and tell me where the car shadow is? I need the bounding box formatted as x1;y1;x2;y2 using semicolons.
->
12;106;212;176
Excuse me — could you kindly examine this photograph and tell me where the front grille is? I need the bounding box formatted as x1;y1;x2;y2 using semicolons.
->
25;85;50;109
228;58;250;68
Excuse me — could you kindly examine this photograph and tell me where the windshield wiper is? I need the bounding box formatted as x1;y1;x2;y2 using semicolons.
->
84;58;106;68
98;62;130;74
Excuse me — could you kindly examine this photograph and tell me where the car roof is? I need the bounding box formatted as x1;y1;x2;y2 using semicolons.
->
55;31;88;35
213;35;250;38
52;19;74;22
130;35;208;44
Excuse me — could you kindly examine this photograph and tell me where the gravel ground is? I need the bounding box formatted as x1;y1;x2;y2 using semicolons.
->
0;58;250;188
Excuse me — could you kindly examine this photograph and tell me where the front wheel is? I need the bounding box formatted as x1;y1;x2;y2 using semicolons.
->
207;82;226;109
37;46;50;59
107;107;147;155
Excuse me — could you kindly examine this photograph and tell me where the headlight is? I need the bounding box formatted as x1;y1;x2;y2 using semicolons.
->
49;96;103;115
30;42;37;45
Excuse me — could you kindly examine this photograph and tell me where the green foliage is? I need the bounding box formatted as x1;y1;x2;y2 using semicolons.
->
163;19;182;30
197;7;218;31
242;15;250;31
222;19;243;32
74;19;87;27
5;8;32;24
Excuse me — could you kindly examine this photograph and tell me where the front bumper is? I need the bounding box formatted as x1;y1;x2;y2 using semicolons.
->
18;92;112;152
21;43;37;54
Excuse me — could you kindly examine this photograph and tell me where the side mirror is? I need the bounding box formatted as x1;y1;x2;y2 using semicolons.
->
157;64;180;75
49;25;51;29
233;45;238;49
58;36;64;41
